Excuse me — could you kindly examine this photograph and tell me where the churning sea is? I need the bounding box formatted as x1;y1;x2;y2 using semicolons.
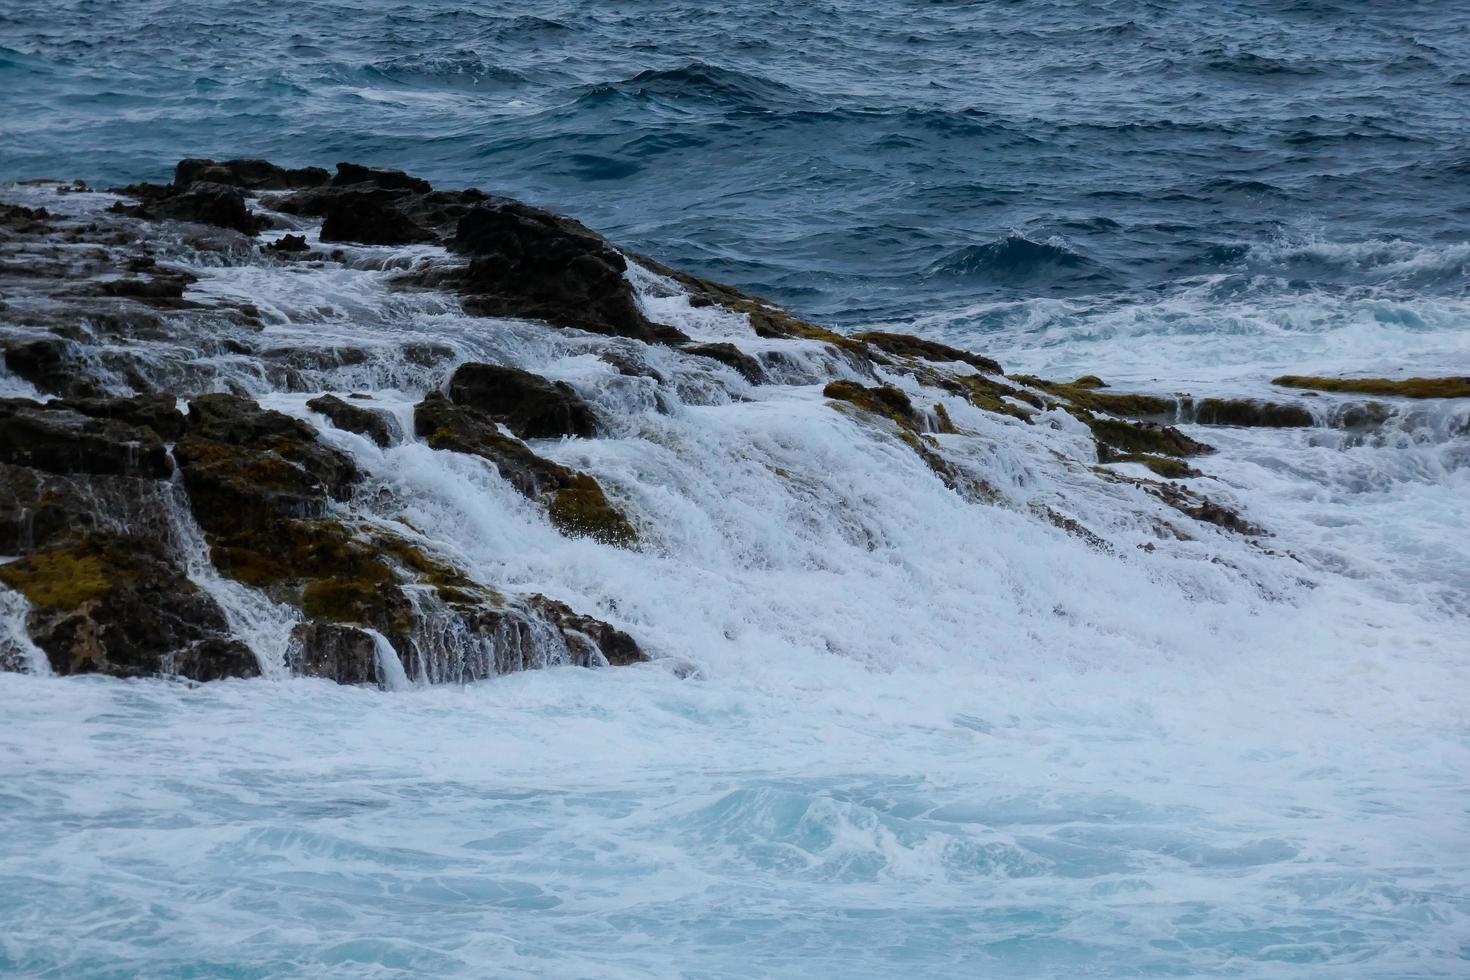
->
2;2;1469;977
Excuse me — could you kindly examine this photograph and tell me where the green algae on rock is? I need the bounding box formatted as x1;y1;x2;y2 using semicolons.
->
1272;375;1470;398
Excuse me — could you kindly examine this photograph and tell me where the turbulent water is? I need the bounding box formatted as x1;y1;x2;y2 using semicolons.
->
3;2;1470;977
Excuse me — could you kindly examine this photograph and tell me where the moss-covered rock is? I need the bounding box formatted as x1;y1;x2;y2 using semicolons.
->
1085;414;1213;458
1097;445;1200;479
822;380;922;430
548;474;639;547
1184;397;1313;427
1272;375;1470;398
0;533;258;680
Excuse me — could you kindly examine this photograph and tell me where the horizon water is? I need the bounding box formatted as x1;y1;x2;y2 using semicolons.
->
2;2;1470;977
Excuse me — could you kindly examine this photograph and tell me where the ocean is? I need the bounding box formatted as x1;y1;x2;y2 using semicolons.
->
2;1;1468;977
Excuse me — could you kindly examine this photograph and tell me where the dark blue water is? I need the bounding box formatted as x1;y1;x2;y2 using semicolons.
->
4;0;1469;327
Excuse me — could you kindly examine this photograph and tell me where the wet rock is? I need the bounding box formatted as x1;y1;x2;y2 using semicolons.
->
854;331;1003;374
1085;415;1213;458
823;380;922;430
600;351;665;382
306;394;401;447
266;233;310;253
0;533;258;680
175;393;357;541
414;392;637;546
448;201;685;343
682;342;765;384
319;188;434;246
1186;398;1313;427
145;181;256;234
285;622;382;686
2;337;97;397
0;398;173;478
175;158;330;191
332;161;432;194
1272;374;1470;399
525;595;645;666
1096;445;1201;479
447;362;598;439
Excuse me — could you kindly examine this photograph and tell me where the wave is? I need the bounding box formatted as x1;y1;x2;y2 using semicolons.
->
579;61;813;113
926;234;1113;288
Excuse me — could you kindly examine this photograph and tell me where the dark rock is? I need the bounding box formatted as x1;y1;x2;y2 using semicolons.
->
332;162;432;194
822;380;922;430
1085;416;1213;458
307;393;401;447
319;188;434;246
266;233;310;253
526;595;645;666
854;331;1003;374
0;398;173;478
449;201;686;343
447;362;598;439
0;533;259;681
286;622;382;685
414;392;576;496
97;272;193;301
0;463;172;555
175;393;357;540
600;351;665;382
682;342;764;384
1187;398;1314;428
3;337;97;397
175;158;330;191
148;181;256;234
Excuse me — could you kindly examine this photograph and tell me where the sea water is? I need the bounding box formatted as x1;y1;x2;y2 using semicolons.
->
2;2;1469;976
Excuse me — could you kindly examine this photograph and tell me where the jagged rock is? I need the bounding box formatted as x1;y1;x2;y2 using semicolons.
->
319;188;434;245
332;162;432;193
682;342;764;384
0;398;173;478
307;393;401;447
144;181;256;234
447;362;598;439
448;201;686;343
854;331;1003;374
175;158;330;191
526;595;644;666
0;533;258;680
267;233;310;253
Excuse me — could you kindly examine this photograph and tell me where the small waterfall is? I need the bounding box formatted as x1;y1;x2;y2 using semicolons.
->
0;587;50;675
365;627;412;691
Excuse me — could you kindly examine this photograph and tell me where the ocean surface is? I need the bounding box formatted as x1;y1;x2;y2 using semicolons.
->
3;2;1469;977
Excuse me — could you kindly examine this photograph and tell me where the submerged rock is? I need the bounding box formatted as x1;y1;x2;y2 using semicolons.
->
447;362;599;439
681;342;765;384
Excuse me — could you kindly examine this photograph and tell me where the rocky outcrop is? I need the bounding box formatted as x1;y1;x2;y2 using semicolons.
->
175;158;331;191
446;201;686;343
854;331;1002;374
446;363;598;439
306;394;401;447
1272;375;1470;398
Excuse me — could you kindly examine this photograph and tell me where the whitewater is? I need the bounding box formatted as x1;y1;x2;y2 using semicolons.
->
3;1;1470;977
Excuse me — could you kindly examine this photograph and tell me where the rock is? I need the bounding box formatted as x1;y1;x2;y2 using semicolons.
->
1272;375;1470;399
823;380;922;430
1085;415;1213;458
319;188;434;246
1186;397;1313;427
0;533;259;680
175;158;330;191
682;342;764;384
414;392;637;546
175;393;357;540
267;233;310;253
306;394;401;447
147;181;256;234
446;362;598;439
853;331;1003;374
0;398;173;478
286;622;383;685
3;337;98;397
332;162;432;194
526;595;644;666
448;201;685;343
